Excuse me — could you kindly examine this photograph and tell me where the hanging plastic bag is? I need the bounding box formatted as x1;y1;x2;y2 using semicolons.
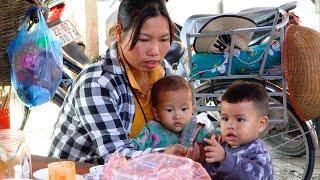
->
7;6;63;107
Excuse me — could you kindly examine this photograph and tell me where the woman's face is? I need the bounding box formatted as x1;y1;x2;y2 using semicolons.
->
119;16;171;72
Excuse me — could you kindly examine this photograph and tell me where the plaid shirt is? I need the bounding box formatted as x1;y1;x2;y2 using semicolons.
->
49;42;172;164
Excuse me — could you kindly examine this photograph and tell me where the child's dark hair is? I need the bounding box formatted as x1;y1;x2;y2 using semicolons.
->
221;81;269;117
151;75;193;107
118;0;175;50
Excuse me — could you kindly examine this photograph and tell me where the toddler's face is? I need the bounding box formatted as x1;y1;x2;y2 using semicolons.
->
153;89;193;133
220;101;268;148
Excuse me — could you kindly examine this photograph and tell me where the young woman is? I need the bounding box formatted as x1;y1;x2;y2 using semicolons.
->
49;0;187;164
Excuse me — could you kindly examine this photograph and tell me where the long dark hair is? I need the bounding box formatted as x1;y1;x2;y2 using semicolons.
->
117;0;175;50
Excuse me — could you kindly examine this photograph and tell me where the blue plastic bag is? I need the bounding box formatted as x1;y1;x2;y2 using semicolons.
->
7;6;63;107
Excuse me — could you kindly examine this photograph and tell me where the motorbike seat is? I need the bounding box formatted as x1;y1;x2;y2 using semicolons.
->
164;40;185;66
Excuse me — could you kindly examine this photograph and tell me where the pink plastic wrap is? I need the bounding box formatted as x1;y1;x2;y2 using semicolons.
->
103;153;210;180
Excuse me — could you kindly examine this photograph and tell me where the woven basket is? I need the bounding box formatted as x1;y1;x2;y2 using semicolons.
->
283;25;320;121
0;1;30;86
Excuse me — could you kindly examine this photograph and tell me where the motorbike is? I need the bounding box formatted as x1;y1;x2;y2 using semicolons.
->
179;2;319;179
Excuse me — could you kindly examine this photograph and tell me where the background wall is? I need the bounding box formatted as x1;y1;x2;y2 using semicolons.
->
63;0;99;60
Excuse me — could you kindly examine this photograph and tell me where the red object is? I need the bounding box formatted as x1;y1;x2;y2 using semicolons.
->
0;108;10;129
47;3;65;24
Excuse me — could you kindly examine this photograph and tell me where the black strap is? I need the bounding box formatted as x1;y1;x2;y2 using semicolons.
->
131;89;149;125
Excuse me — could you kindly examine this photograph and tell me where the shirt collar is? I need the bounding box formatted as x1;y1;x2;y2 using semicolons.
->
121;57;164;93
102;41;124;75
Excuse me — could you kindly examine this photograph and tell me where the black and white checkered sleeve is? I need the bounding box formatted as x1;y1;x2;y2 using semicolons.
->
73;76;151;162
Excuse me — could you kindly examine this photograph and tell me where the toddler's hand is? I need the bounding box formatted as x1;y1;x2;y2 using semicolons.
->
185;141;201;162
204;135;225;163
164;144;187;156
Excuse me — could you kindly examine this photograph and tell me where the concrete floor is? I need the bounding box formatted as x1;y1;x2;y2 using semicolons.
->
9;97;59;156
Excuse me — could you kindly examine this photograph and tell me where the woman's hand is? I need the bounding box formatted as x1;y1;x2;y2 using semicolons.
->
204;135;225;163
164;144;187;156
